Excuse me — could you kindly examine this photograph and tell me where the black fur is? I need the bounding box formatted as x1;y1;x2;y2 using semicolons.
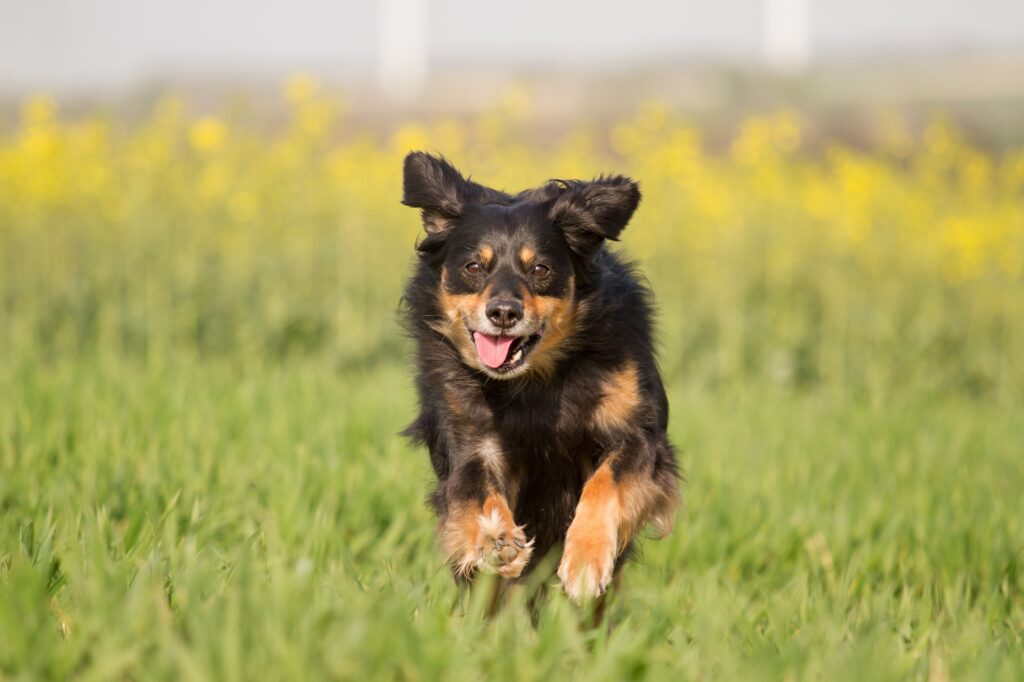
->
400;152;679;588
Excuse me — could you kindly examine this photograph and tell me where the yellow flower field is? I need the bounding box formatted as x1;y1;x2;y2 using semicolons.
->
2;80;1023;397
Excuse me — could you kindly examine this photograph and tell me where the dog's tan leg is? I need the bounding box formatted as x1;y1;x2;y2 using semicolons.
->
558;464;620;601
558;458;676;601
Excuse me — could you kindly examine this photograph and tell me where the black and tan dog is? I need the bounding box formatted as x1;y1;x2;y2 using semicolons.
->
401;152;679;603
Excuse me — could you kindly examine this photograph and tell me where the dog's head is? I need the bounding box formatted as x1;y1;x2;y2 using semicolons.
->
403;151;641;380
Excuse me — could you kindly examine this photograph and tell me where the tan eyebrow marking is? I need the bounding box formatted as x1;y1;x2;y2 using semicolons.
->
480;245;494;266
520;247;536;265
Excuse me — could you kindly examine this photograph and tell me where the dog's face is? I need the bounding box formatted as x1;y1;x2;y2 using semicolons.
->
403;152;640;380
434;202;578;379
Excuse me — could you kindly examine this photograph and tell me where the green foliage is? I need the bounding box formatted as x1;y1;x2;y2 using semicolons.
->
1;356;1021;680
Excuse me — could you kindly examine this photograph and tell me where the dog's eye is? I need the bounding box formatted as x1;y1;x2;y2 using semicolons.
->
532;264;551;278
465;262;483;275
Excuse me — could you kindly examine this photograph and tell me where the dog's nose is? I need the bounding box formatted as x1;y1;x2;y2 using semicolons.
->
486;298;523;329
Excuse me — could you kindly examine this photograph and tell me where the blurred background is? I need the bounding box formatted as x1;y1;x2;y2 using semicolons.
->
4;0;1024;142
2;0;1024;395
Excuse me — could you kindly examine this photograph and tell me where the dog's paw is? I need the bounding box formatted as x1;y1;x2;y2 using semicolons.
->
442;505;534;580
557;517;617;602
477;507;534;579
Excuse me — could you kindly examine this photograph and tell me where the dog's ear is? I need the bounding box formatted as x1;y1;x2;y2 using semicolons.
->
402;152;472;235
548;176;641;256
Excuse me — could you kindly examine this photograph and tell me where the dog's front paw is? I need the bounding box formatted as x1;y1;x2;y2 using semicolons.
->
558;516;617;602
477;507;534;579
441;503;534;580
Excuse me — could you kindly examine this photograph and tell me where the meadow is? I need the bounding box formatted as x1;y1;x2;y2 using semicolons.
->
1;80;1022;679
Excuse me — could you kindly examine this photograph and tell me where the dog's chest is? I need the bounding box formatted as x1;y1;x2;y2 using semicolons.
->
486;383;600;466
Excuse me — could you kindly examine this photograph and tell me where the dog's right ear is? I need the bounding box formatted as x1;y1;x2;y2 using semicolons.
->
402;152;470;235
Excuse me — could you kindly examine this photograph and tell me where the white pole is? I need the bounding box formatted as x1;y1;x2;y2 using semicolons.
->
763;0;811;71
377;0;429;101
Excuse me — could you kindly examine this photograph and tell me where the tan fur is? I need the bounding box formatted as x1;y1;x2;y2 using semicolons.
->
481;494;515;530
479;245;494;267
439;493;534;580
439;500;484;578
592;361;641;433
519;246;536;265
522;277;582;380
558;456;679;600
435;268;489;368
558;464;619;601
616;470;679;546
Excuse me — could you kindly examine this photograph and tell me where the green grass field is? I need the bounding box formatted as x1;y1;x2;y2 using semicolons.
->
2;353;1021;680
2;96;1023;678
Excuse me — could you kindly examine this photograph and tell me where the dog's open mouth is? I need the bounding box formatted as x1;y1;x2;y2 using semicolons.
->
472;329;542;373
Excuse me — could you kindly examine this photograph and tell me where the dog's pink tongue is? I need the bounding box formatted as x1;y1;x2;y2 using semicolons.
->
473;332;515;368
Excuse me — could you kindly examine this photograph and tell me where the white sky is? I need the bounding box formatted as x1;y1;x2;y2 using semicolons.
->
2;0;1023;92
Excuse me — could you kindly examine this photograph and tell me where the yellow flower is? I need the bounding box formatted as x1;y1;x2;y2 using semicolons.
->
770;110;801;153
391;124;429;155
189;117;227;153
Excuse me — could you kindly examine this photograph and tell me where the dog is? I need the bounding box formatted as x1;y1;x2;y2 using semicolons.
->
400;152;680;604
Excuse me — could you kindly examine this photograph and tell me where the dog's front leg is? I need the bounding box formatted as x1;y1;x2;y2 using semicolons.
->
558;446;676;601
437;454;533;581
557;460;622;601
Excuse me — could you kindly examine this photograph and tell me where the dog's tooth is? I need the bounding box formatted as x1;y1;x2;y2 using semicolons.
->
512;349;523;363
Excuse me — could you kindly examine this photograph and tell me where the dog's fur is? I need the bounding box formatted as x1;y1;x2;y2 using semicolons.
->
400;152;680;602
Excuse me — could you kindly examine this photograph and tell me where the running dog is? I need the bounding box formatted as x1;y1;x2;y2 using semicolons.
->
401;152;680;602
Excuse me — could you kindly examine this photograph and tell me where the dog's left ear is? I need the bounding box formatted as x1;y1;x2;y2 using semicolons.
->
548;176;641;256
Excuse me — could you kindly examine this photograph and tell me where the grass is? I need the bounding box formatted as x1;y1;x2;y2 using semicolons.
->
1;352;1021;680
